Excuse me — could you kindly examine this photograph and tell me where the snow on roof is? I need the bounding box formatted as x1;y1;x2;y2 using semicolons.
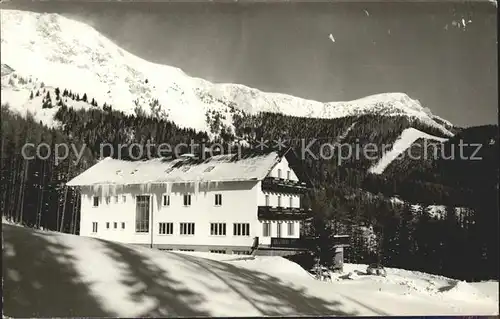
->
67;151;282;186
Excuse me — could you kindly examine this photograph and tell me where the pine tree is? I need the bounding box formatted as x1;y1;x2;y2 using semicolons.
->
82;93;88;103
29;91;34;99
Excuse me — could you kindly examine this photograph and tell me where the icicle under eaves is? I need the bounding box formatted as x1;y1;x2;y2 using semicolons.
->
164;182;172;195
193;178;200;197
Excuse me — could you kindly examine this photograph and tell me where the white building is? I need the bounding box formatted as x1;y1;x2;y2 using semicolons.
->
67;149;313;255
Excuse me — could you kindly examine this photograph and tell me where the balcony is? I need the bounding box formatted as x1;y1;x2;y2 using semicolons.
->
261;177;310;195
268;235;350;249
257;206;312;221
332;235;350;247
270;237;309;249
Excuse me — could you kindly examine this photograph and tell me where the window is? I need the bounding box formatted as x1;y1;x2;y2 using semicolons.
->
92;222;98;233
180;222;195;235
160;248;173;251
277;222;282;238
106;222;110;229
215;194;222;206
233;250;251;255
114;222;117;229
105;196;111;204
183;194;191;206
93;196;99;207
121;222;125;229
277;195;282;207
163;195;170;206
287;222;294;236
159;222;174;235
289;196;293;208
265;194;270;206
114;195;119;204
179;249;195;252
135;195;150;233
122;196;126;203
278;169;282;179
204;166;215;172
263;222;271;237
233;223;250;236
210;223;226;236
287;170;291;180
210;250;226;254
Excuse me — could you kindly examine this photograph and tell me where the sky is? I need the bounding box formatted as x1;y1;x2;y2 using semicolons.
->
1;1;497;127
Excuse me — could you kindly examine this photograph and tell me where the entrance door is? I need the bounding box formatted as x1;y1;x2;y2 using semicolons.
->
136;195;150;233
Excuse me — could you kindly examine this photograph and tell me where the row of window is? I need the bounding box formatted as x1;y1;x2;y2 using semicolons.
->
92;220;295;237
159;248;251;255
93;195;127;207
158;222;251;236
93;194;222;208
94;193;297;208
208;250;251;255
264;194;296;208
262;221;295;237
276;168;292;180
92;221;126;232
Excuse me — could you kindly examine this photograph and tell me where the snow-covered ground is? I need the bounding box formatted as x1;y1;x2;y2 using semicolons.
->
3;220;498;317
1;9;454;136
369;127;448;174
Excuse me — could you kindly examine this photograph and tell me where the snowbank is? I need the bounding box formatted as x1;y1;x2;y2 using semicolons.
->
2;222;498;317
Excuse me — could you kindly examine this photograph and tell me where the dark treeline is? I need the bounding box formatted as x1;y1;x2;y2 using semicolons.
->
234;111;498;281
1;94;497;281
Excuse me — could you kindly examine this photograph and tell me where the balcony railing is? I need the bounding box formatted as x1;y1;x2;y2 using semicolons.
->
332;235;350;247
265;235;350;249
270;237;308;249
261;177;310;194
257;206;312;221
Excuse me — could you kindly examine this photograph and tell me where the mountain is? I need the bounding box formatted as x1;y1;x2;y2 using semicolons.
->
1;9;497;282
0;9;454;137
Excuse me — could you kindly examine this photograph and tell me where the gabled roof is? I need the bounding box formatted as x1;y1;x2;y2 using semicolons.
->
67;150;296;186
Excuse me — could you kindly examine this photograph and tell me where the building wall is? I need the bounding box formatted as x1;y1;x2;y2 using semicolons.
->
257;156;302;245
267;157;299;181
78;156;305;251
79;181;261;248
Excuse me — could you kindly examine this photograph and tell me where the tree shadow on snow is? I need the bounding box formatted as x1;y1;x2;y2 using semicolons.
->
2;224;112;318
2;223;360;317
97;240;211;317
173;253;359;316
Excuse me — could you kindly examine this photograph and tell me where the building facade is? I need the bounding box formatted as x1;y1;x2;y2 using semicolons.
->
68;149;313;255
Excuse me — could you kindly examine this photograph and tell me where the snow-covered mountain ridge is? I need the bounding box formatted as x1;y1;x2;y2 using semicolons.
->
1;9;454;136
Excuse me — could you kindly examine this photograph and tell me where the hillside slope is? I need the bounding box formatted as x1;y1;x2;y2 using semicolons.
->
0;9;454;136
2;222;498;317
368;127;448;174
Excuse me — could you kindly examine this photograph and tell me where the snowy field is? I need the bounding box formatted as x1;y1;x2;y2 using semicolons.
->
2;220;498;317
